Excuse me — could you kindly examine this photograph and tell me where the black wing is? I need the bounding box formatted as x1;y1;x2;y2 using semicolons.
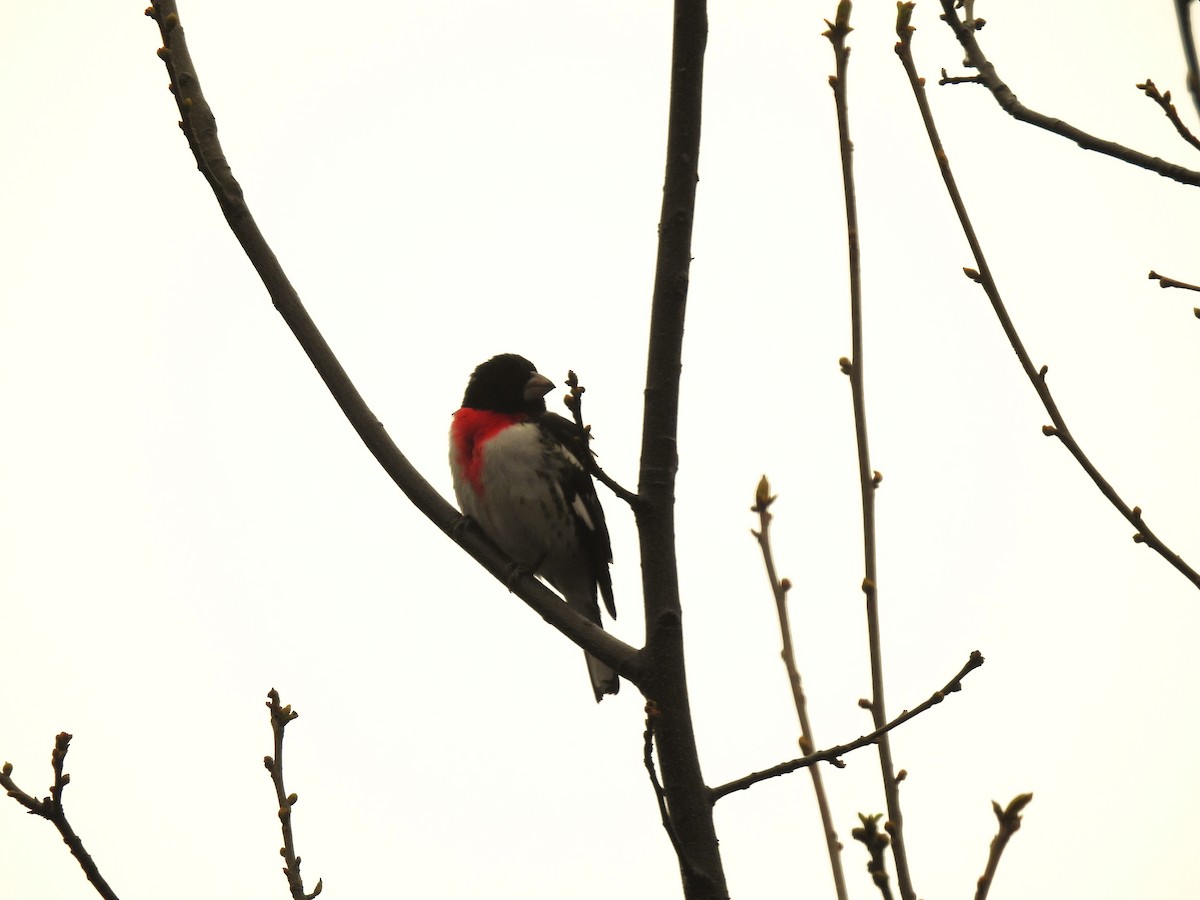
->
538;412;617;620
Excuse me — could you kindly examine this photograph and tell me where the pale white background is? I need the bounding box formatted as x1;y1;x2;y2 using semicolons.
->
3;2;1199;898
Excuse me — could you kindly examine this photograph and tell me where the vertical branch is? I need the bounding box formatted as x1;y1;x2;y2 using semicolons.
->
264;690;322;900
825;4;916;899
751;477;849;900
975;794;1034;900
1175;0;1200;123
635;1;724;898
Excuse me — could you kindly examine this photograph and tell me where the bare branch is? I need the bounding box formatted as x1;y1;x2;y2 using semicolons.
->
1149;270;1200;292
975;793;1034;900
936;0;1200;186
1;734;121;900
1175;0;1200;123
750;476;848;900
563;370;639;507
851;813;895;900
827;5;914;898
710;651;984;802
264;690;323;900
1136;78;1200;152
898;7;1200;594
144;1;642;685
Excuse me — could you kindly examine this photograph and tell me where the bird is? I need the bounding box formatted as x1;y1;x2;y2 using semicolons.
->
449;353;619;701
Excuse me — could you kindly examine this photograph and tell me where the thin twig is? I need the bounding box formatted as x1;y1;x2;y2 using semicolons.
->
936;0;1200;187
897;5;1200;593
710;651;984;801
750;476;848;900
642;700;698;881
1149;270;1200;292
144;1;642;686
564;370;640;507
1136;78;1200;152
1175;0;1200;123
825;6;915;899
264;690;322;900
975;793;1034;900
852;813;896;900
1;734;121;900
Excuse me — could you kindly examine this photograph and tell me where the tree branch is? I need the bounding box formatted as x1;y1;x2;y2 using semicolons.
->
826;5;914;898
974;793;1034;900
144;1;643;684
632;0;725;896
897;4;1200;593
264;690;322;900
1175;0;1200;123
1;734;121;900
710;651;984;802
936;0;1200;187
750;476;848;900
1136;78;1200;152
564;370;640;507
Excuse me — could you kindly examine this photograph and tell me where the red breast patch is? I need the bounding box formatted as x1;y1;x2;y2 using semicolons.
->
451;408;527;496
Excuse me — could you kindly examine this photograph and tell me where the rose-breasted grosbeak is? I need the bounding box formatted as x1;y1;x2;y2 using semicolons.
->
450;353;619;701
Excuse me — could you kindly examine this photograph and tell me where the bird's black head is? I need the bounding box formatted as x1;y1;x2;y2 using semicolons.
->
461;353;555;415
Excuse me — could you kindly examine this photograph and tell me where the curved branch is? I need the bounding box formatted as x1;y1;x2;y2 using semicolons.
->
710;651;984;802
898;7;1200;593
145;2;643;684
937;0;1200;187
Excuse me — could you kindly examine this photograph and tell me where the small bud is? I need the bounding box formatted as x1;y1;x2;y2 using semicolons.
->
1;762;11;776
1038;365;1048;379
1041;425;1057;436
839;356;852;374
144;6;156;18
1131;506;1142;518
156;46;169;59
1133;532;1145;543
263;756;273;770
780;578;792;592
861;577;876;595
1193;308;1199;319
896;769;907;783
755;474;772;508
287;793;299;806
962;267;981;282
858;698;872;710
872;470;882;486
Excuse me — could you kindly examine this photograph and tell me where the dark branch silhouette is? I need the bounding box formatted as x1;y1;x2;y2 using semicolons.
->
710;651;984;801
563;370;640;507
852;813;895;900
1;734;121;900
937;0;1200;187
1174;0;1200;122
144;1;642;686
898;4;1200;593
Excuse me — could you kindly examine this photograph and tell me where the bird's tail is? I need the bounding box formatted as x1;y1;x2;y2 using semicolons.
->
585;652;619;702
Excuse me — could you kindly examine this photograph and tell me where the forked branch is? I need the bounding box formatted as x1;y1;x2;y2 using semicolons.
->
898;4;1200;593
1;734;121;900
936;0;1200;186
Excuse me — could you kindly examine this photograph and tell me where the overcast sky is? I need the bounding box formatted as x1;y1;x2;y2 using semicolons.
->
3;2;1199;898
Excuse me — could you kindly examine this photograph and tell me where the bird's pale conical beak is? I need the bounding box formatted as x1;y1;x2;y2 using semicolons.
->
523;372;555;402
